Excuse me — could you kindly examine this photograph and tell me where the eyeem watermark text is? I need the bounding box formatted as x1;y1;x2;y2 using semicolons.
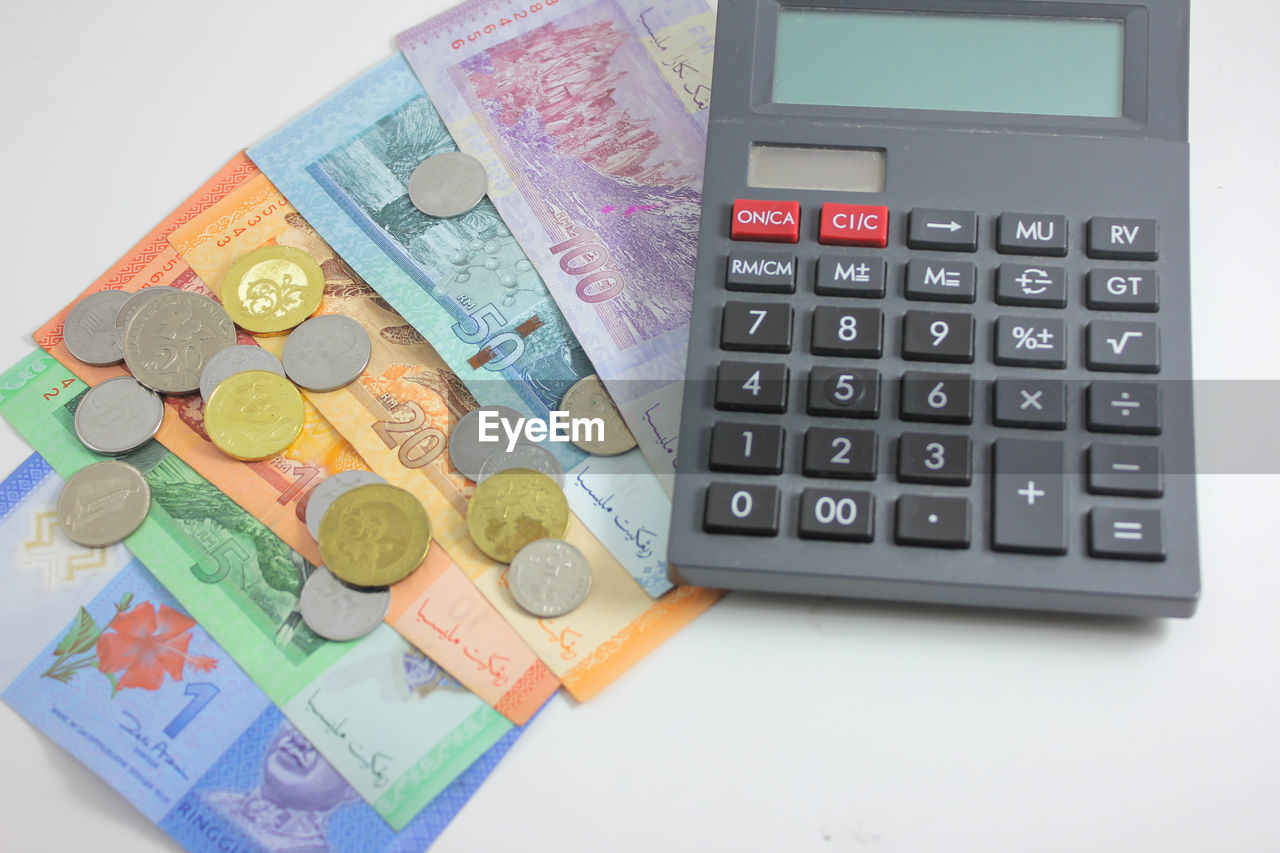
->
479;410;604;452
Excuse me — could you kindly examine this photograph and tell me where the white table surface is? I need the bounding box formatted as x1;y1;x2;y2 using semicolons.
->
2;1;1278;851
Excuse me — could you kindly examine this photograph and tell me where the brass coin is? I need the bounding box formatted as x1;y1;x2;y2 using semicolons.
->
466;468;569;563
559;374;637;456
219;246;324;334
317;483;432;587
205;370;304;461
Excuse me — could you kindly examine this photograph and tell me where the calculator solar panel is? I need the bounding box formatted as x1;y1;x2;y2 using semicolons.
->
666;0;1200;617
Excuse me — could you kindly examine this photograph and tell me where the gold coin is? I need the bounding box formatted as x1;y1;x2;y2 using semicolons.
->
205;370;304;461
220;246;324;334
466;468;569;563
318;483;432;587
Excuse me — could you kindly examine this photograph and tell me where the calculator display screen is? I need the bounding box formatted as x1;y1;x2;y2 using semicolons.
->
773;8;1125;117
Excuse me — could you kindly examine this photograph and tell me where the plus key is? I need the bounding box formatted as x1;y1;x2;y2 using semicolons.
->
992;438;1067;554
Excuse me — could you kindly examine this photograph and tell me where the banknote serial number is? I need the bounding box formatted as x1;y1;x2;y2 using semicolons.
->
451;0;560;50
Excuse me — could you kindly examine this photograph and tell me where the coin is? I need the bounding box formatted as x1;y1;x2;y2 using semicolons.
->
113;287;169;349
122;289;236;393
466;468;569;563
449;405;528;481
559;374;637;456
199;344;286;401
507;538;593;618
304;469;387;541
317;483;432;587
281;314;372;392
73;377;164;455
204;370;305;461
407;151;488;217
64;290;132;366
299;567;391;642
219;246;325;334
476;442;564;485
56;461;151;547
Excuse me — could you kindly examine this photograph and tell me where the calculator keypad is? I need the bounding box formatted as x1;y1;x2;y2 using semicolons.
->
686;200;1188;611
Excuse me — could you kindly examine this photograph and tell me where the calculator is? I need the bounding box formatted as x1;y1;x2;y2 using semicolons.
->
667;0;1200;617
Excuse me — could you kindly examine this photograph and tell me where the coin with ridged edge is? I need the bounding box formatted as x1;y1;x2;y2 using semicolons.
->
559;374;637;456
204;370;304;461
65;290;132;366
281;314;372;392
56;461;151;547
219;246;324;334
449;406;529;481
318;483;431;587
507;538;593;618
466;468;569;563
304;469;387;541
299;567;391;642
407;151;488;218
123;289;236;393
73;377;164;455
199;345;286;401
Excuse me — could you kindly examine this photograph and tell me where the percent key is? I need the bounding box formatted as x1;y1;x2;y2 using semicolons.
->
995;316;1067;369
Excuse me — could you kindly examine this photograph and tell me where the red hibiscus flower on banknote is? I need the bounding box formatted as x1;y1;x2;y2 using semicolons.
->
95;602;217;691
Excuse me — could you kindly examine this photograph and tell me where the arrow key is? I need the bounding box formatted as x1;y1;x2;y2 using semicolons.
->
908;208;979;252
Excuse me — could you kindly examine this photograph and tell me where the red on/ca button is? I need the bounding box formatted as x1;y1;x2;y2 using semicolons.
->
731;199;800;243
820;204;889;247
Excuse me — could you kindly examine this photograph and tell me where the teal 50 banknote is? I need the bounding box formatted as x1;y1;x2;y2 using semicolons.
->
0;353;515;828
249;56;674;597
0;453;527;851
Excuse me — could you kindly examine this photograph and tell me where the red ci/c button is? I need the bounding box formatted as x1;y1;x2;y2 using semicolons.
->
820;203;889;248
731;199;800;243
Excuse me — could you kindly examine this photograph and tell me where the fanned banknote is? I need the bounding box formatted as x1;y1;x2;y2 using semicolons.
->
0;457;526;850
0;353;514;829
167;162;718;700
38;154;557;725
398;0;714;482
249;56;675;598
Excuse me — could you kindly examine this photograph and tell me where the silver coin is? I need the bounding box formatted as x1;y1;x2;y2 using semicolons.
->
113;287;170;349
476;444;564;486
559;374;638;456
64;291;132;366
73;377;164;455
304;469;387;541
199;345;286;401
449;406;529;481
407;151;488;218
281;315;372;392
55;461;151;547
122;290;237;394
507;538;592;618
299;567;391;642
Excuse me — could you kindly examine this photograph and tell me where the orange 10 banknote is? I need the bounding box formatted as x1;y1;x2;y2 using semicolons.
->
35;153;555;725
169;162;721;701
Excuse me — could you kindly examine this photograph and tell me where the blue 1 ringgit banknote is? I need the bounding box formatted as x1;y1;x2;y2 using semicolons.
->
0;351;513;829
0;453;528;852
249;56;673;597
398;0;714;483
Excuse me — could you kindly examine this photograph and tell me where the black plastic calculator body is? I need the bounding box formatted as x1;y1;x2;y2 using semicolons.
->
667;0;1199;617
